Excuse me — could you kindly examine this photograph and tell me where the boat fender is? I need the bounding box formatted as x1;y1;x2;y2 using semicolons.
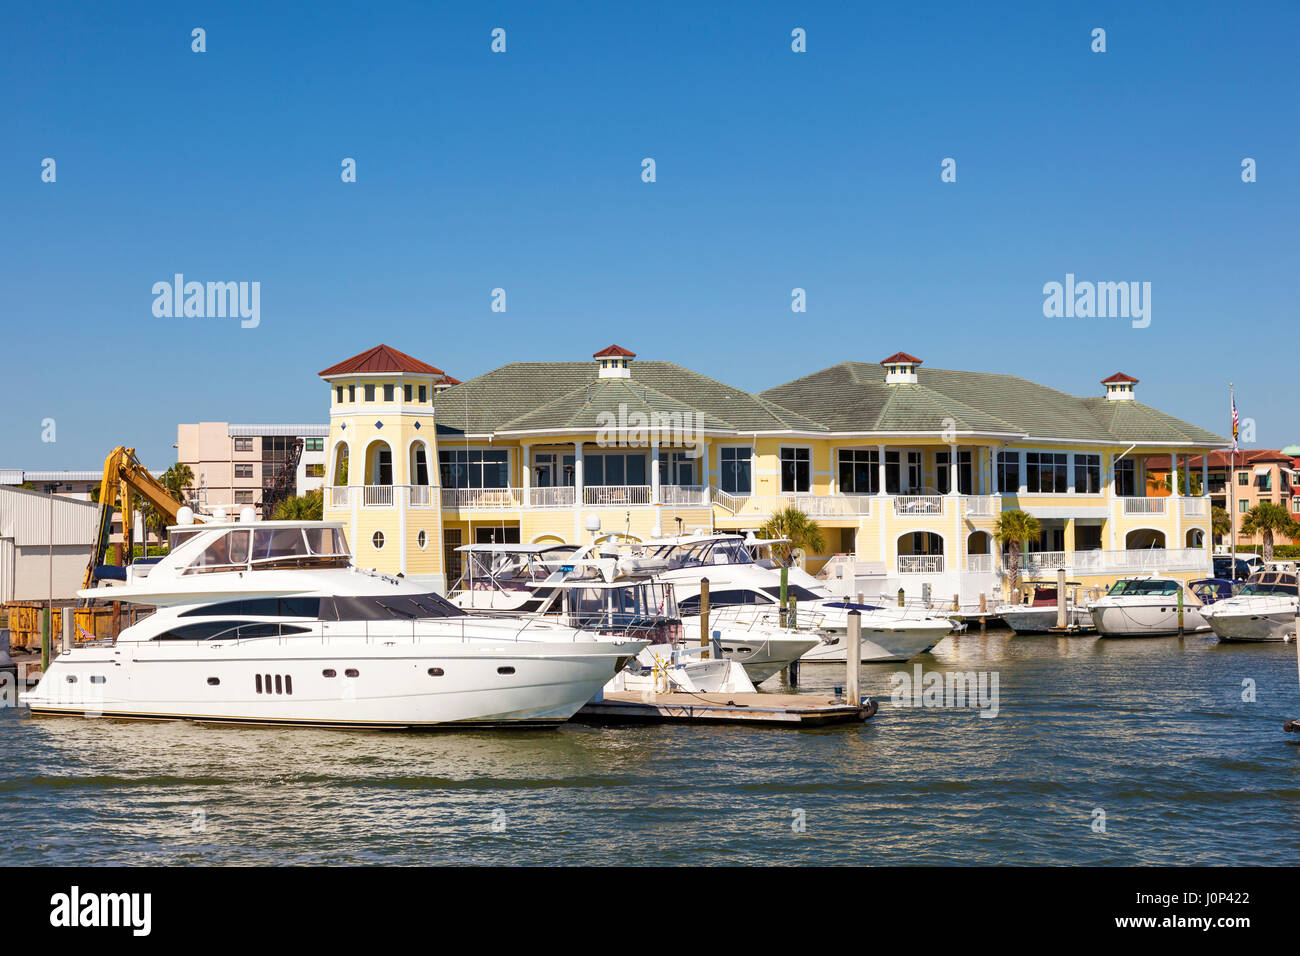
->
860;697;878;719
1285;718;1300;734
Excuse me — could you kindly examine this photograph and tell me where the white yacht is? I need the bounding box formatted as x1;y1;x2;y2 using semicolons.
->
1087;577;1210;637
620;534;954;663
22;517;644;729
452;541;820;682
1201;570;1299;643
993;581;1094;634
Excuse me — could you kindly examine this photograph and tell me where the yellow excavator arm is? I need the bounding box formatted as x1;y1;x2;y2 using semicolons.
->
82;446;204;591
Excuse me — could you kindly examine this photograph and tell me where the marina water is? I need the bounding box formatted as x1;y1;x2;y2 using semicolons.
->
3;630;1298;866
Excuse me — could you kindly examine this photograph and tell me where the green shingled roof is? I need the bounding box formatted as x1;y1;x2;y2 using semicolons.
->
434;362;827;435
760;362;1226;445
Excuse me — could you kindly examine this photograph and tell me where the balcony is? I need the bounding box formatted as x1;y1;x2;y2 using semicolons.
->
528;486;575;508
1122;497;1166;515
327;485;349;509
659;485;710;507
893;495;945;516
442;487;523;510
963;495;1000;517
583;485;651;507
714;491;872;517
363;485;394;508
898;554;945;574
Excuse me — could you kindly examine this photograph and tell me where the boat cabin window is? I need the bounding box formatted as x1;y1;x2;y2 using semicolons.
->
1107;579;1180;597
158;621;314;641
563;583;679;632
187;530;252;573
1239;572;1299;597
180;597;323;618
650;539;753;571
327;593;465;620
678;588;776;615
761;584;823;604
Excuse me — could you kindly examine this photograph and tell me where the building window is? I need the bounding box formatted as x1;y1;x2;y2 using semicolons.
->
234;490;255;504
336;386;343;403
720;447;752;494
1114;459;1137;497
234;463;254;479
780;447;811;493
657;451;694;487
234;437;254;452
364;384;375;402
348;384;356;402
417;529;427;548
1258;472;1272;492
404;384;412;402
1239;499;1248;513
587;453;648;486
383;384;395;402
1075;454;1101;494
934;451;973;495
1025;453;1068;493
419;385;428;403
444;528;463;583
839;449;878;494
372;531;385;550
304;438;324;452
997;452;1020;493
439;449;509;488
305;464;325;478
1237;471;1248;486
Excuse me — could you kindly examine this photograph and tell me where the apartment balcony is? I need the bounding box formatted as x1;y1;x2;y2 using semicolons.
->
998;547;1210;576
528;486;575;508
714;491;873;518
659;485;710;507
898;554;945;574
583;485;652;507
442;487;524;511
893;495;945;516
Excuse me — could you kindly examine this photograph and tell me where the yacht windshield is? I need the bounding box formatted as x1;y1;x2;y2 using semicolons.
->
650;539;753;570
1239;573;1298;597
1107;579;1180;597
184;526;350;573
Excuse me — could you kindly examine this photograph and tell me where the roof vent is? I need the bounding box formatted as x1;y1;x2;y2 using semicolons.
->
882;351;922;385
594;344;635;379
1101;372;1138;401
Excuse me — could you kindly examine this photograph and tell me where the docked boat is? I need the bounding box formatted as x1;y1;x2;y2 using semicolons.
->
1087;577;1211;637
448;543;580;612
992;581;1094;634
619;534;954;663
1201;570;1299;643
21;517;644;729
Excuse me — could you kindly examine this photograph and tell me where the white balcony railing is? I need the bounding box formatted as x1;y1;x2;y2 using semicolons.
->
327;485;349;509
964;495;1000;517
363;485;394;508
1022;551;1069;572
528;486;575;508
894;495;945;516
442;487;523;510
408;485;435;508
1122;497;1166;515
711;491;872;517
660;485;710;507
898;554;945;574
967;553;996;573
1181;497;1209;517
583;485;651;506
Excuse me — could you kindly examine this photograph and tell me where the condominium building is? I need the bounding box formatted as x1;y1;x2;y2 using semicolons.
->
176;422;329;516
321;344;1225;600
1156;450;1300;547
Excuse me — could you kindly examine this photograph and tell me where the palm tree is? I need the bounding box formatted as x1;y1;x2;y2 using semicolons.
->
272;489;324;521
1148;469;1204;497
757;506;826;567
993;508;1041;597
1211;506;1231;545
1240;501;1297;563
139;463;196;542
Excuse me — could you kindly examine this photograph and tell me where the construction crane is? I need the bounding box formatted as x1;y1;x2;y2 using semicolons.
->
82;446;204;593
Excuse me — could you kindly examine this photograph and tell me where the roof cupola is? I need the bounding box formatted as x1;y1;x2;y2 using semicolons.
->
881;351;922;385
594;344;635;379
1101;372;1138;401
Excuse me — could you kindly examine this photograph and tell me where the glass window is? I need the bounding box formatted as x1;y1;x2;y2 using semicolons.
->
1025;453;1068;493
1237;471;1248;486
720;447;752;494
305;463;325;478
364;384;375;402
997;452;1020;493
780;447;811;493
839;449;878;494
404;384;412;402
419;385;428;403
1075;454;1101;494
348;384;355;402
234;437;254;452
1114;459;1136;496
304;438;324;452
439;449;509;488
383;384;395;402
658;451;695;486
1258;472;1272;491
234;490;255;503
335;386;343;404
588;453;647;486
234;463;253;478
885;451;901;494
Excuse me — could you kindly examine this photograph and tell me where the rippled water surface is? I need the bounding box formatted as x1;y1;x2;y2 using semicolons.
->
4;631;1299;865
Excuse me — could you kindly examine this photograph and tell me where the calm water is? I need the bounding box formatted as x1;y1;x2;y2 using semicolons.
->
4;630;1299;866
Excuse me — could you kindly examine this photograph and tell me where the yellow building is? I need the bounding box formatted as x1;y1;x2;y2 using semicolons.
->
321;344;1227;602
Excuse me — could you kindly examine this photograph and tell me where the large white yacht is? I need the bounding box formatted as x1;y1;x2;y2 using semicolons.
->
620;534;954;663
1200;570;1299;643
22;517;644;729
1087;577;1211;637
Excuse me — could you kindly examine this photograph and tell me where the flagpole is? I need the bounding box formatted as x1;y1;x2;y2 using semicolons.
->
1229;382;1237;580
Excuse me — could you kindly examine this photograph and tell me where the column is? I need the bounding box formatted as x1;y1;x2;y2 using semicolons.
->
651;437;660;504
522;443;531;499
573;441;585;543
876;444;887;497
1201;454;1208;497
1107;453;1117;551
948;444;959;497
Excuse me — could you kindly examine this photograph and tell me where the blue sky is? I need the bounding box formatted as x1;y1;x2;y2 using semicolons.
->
2;0;1296;469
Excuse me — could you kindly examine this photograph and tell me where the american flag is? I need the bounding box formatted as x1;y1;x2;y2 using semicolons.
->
1231;394;1239;452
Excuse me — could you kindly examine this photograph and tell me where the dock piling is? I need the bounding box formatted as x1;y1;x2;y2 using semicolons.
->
846;611;861;705
1056;568;1068;630
699;577;710;658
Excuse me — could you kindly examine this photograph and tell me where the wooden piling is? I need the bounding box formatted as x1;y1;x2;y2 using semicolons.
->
846;611;861;705
699;577;710;658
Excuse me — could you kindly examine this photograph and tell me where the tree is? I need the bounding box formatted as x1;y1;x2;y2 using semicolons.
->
993;508;1041;598
1211;506;1231;544
272;489;324;521
757;506;826;567
139;463;196;541
1240;501;1297;563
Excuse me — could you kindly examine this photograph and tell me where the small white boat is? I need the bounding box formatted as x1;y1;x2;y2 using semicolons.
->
1087;577;1210;637
1201;571;1299;643
993;581;1094;634
679;611;822;683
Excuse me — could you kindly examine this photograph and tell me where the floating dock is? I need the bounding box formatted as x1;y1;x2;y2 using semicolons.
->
578;691;876;726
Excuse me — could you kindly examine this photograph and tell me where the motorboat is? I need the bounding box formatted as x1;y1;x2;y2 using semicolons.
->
1201;570;1299;643
448;543;580;612
1086;577;1211;637
617;534;954;662
22;517;644;729
992;581;1094;634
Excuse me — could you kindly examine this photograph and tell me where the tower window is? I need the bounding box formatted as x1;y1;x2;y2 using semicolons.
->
364;384;375;402
384;384;395;402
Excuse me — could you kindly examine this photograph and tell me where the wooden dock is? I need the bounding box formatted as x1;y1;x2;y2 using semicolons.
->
578;691;876;726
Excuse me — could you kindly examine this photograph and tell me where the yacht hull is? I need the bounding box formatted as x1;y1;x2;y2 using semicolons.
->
1203;601;1296;642
996;605;1094;634
798;622;951;663
1089;602;1209;637
21;639;642;729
